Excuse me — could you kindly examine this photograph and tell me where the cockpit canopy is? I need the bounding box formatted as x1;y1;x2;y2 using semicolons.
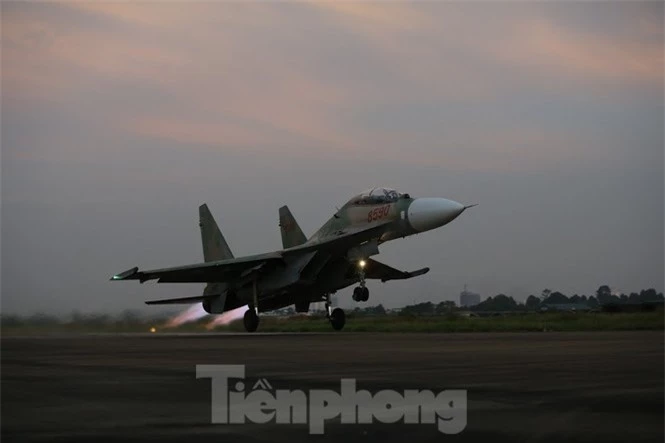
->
344;187;408;206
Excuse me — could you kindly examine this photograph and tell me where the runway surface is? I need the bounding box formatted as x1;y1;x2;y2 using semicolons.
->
2;331;663;442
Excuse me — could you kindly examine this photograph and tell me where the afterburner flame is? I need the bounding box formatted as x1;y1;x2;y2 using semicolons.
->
164;303;208;328
206;305;249;330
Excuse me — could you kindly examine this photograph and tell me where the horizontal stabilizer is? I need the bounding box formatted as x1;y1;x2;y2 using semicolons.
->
145;295;209;305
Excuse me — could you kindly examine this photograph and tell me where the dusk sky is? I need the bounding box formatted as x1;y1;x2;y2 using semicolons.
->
2;1;663;315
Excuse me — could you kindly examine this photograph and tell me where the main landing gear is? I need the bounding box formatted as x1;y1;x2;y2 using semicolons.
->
244;279;260;332
325;293;346;331
243;309;259;332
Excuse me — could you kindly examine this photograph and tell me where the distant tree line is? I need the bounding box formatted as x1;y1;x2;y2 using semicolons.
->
398;301;456;316
2;286;663;324
391;286;664;316
522;285;664;311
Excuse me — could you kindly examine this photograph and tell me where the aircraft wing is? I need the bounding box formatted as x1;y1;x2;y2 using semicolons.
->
110;252;283;283
112;220;393;284
364;259;430;282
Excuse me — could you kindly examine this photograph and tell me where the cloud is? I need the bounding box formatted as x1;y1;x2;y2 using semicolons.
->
315;1;662;88
3;1;662;172
2;3;185;103
493;17;663;85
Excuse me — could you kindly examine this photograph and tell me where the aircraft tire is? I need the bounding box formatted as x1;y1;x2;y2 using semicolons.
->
243;309;259;332
352;286;363;302
330;308;346;331
361;287;369;302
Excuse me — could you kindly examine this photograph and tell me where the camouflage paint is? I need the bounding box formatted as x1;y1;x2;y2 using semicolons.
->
114;188;455;316
279;205;307;248
309;196;415;242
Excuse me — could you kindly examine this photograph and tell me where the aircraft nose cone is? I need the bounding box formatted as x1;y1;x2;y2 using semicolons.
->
408;198;465;232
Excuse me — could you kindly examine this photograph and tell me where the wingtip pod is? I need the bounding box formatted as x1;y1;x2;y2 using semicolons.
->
110;266;139;281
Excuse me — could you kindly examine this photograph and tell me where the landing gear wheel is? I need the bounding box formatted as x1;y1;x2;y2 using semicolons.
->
329;308;346;331
243;309;259;332
352;286;370;302
352;286;362;302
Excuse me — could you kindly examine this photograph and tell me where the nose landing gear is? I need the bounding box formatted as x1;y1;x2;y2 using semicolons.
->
244;279;260;332
352;286;369;302
352;260;370;302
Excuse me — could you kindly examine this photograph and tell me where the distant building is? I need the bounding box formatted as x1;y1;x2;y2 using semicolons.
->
460;285;481;307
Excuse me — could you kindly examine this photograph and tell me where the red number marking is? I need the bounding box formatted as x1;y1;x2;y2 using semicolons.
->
367;205;390;222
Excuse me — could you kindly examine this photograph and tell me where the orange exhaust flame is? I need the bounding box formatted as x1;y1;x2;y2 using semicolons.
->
205;305;249;330
163;303;208;328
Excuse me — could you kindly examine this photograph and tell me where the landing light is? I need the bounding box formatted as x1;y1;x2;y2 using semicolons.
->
150;327;156;333
359;260;366;269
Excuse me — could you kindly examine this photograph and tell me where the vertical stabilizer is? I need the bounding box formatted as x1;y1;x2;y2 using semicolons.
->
279;205;307;248
199;204;234;262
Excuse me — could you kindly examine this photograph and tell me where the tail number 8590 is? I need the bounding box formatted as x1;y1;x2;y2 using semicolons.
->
367;205;391;222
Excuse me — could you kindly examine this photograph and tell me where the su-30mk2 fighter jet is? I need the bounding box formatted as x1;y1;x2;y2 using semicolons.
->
111;187;475;332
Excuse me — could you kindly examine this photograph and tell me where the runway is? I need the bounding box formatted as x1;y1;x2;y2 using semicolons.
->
2;331;663;442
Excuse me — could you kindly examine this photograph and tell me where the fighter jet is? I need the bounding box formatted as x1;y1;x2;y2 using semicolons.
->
111;187;474;331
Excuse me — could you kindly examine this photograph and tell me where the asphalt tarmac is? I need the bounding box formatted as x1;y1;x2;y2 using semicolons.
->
2;331;663;442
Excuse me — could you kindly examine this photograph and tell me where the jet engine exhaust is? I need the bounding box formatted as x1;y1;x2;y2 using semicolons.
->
205;305;249;330
163;303;208;328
